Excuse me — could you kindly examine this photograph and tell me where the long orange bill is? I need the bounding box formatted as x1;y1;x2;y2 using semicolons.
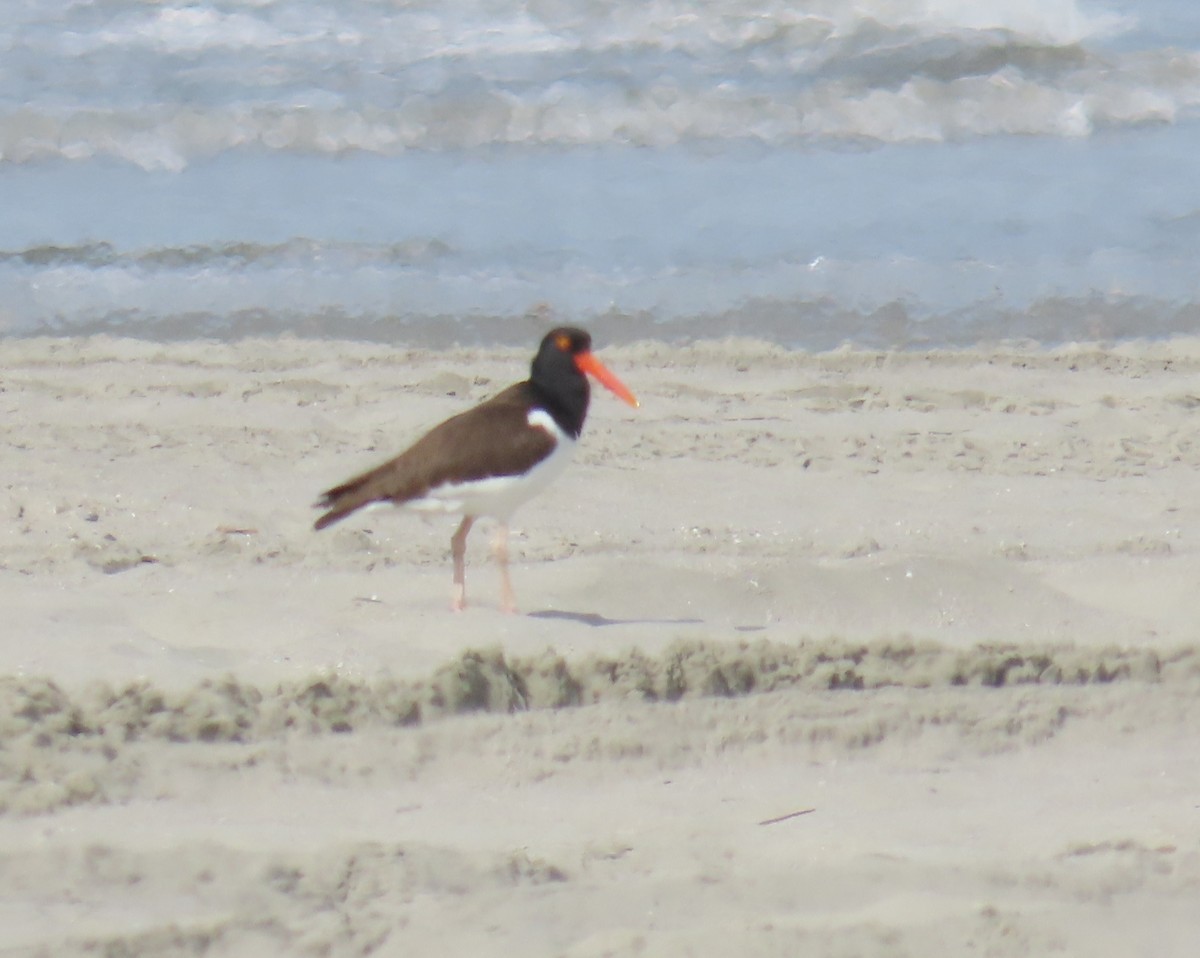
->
574;351;639;407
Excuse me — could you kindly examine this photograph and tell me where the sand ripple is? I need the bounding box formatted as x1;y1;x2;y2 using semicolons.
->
4;638;1198;817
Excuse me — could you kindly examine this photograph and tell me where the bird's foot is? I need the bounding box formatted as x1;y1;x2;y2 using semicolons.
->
498;581;519;615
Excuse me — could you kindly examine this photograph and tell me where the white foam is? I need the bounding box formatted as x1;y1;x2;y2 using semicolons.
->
2;0;1191;169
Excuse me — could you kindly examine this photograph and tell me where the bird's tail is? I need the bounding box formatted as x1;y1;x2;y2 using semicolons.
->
313;468;386;530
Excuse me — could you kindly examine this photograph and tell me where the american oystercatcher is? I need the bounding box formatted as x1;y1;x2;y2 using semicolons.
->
313;327;638;612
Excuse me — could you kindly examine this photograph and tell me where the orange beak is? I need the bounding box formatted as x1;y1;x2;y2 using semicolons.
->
574;351;639;408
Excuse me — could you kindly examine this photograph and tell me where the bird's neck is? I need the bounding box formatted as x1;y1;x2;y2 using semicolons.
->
529;376;589;439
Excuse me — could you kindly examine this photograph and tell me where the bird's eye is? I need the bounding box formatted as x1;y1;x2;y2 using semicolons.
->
555;334;572;351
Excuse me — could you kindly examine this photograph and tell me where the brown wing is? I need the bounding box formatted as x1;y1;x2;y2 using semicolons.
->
313;383;555;530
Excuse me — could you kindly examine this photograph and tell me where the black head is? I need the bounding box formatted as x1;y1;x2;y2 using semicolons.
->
538;327;592;359
529;327;594;438
530;327;637;439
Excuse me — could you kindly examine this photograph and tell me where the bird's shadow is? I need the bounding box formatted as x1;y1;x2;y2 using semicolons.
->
527;609;704;628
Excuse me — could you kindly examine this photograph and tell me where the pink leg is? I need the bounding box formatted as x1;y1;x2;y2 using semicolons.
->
493;522;518;614
450;516;475;611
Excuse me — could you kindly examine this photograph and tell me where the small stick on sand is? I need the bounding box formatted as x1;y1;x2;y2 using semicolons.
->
758;808;816;826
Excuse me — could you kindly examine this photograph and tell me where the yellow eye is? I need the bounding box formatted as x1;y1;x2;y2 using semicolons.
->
555;334;571;351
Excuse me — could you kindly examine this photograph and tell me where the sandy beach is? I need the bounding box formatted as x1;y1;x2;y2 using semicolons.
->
3;333;1199;956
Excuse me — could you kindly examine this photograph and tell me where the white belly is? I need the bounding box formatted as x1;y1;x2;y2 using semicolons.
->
405;409;576;521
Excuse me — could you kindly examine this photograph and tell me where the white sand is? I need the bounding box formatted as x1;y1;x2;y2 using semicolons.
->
2;334;1199;955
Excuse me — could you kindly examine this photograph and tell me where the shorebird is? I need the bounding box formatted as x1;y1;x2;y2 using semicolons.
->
313;327;638;612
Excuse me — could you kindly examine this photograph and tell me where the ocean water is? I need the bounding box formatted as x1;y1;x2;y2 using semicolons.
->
2;0;1199;348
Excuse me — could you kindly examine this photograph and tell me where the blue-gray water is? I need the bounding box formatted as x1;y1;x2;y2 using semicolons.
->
2;0;1199;348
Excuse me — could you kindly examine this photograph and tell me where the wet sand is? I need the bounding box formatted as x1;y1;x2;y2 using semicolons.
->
3;335;1199;955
